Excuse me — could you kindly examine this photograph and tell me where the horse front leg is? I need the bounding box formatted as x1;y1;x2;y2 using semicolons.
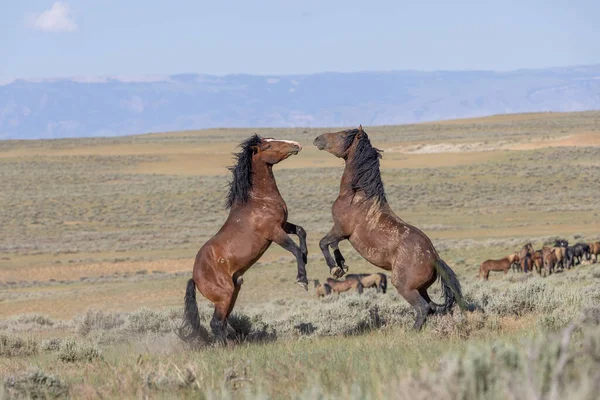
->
273;228;309;290
319;228;349;278
284;222;307;263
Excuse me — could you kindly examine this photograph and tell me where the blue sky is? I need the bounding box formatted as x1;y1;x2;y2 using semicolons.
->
1;0;598;82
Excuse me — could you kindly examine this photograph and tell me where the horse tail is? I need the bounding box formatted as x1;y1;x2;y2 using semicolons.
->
378;273;387;294
433;259;474;313
178;278;210;347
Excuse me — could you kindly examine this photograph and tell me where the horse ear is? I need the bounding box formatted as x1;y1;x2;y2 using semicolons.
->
356;125;365;139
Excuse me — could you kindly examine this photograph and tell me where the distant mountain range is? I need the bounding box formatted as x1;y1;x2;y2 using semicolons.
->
2;65;600;139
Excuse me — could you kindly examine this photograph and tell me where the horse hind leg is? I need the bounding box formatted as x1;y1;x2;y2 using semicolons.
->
198;275;239;345
398;287;431;331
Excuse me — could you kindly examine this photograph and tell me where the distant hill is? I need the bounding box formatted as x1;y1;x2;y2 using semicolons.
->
2;65;600;139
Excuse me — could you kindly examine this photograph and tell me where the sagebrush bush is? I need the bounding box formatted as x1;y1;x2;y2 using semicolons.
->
41;337;62;352
381;324;600;400
127;308;172;334
77;309;126;336
16;314;55;327
58;338;102;363
3;370;69;399
0;334;38;357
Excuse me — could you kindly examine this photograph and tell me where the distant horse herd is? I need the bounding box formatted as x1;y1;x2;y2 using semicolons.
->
479;240;600;280
314;273;388;296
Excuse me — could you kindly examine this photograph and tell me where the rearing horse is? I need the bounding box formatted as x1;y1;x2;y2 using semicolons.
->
313;126;472;330
181;135;308;344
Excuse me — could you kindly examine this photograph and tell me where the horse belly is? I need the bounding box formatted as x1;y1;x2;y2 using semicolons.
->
196;231;271;278
348;228;395;269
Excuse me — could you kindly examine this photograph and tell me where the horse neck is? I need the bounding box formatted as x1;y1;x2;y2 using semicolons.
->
251;161;282;200
340;157;389;214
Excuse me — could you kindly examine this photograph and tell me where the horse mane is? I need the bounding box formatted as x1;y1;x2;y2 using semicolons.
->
343;129;386;203
226;134;262;208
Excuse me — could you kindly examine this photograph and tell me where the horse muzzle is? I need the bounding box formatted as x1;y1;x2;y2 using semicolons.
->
289;144;302;155
313;136;326;150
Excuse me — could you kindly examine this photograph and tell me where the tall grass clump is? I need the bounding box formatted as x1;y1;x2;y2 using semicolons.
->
0;334;39;357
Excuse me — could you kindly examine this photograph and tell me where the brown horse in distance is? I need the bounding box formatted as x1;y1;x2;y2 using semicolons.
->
314;280;333;297
551;247;566;269
518;243;534;263
181;135;307;345
326;277;363;295
479;253;519;280
520;256;532;273
314;126;473;330
589;242;600;263
543;251;557;277
532;250;543;274
346;273;388;293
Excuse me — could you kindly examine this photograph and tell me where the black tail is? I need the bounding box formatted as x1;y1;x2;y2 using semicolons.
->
177;278;210;347
378;273;387;294
433;259;473;313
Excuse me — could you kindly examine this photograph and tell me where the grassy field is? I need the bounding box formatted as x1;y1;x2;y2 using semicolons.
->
1;111;600;398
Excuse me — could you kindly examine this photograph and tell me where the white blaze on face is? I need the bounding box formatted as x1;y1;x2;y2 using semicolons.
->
264;138;302;150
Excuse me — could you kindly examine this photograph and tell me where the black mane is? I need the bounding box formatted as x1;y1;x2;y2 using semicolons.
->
226;134;262;208
343;129;386;203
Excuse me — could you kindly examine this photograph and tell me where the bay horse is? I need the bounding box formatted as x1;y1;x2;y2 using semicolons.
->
313;126;473;330
326;277;363;295
479;253;519;280
532;250;543;274
180;135;307;344
518;243;534;263
543;251;556;277
520;255;532;273
346;273;388;293
589;242;600;263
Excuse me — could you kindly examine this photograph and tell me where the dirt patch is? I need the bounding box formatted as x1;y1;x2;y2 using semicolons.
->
386;133;600;154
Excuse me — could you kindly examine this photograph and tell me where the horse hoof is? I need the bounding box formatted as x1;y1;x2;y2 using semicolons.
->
296;280;308;291
331;266;348;278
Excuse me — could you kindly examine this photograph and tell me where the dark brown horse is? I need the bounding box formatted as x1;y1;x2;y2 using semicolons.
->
313;126;473;330
479;253;519;280
326;277;363;295
181;135;307;344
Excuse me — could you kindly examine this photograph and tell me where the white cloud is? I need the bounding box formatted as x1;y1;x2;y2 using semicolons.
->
28;2;77;32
